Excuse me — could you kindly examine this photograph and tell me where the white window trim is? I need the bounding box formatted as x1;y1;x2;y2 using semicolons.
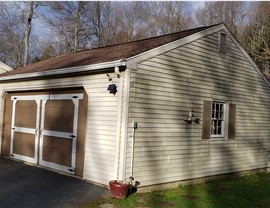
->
211;101;228;140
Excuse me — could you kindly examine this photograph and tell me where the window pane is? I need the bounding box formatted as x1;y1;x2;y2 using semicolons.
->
218;120;222;127
218;127;221;134
211;101;225;137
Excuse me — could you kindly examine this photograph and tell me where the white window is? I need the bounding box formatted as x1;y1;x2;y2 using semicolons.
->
202;100;236;140
211;101;225;138
219;32;227;53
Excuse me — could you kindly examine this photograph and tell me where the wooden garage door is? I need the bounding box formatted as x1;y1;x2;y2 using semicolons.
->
10;95;46;164
9;93;83;174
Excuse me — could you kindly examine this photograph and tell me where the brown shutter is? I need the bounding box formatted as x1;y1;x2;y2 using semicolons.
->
228;103;236;139
202;100;212;139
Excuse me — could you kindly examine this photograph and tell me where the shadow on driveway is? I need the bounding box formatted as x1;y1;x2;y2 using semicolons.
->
0;157;109;208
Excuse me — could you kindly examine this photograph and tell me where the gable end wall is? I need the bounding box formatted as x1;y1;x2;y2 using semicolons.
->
126;30;270;187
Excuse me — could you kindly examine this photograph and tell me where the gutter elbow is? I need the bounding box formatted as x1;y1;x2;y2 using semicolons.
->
114;66;121;78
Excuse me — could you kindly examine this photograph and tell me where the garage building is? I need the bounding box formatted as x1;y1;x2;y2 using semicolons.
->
1;23;270;189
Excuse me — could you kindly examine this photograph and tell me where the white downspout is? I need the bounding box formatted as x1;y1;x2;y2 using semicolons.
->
130;121;137;178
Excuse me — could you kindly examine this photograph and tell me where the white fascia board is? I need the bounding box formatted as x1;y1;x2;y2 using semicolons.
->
0;59;126;81
0;62;13;72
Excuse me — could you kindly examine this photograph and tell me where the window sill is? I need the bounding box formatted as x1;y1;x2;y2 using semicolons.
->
210;137;228;142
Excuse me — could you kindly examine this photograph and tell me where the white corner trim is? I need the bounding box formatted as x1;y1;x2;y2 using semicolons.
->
114;74;124;179
0;60;126;81
0;62;13;72
119;68;131;180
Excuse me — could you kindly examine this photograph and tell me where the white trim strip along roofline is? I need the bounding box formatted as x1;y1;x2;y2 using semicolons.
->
0;59;126;81
0;62;13;72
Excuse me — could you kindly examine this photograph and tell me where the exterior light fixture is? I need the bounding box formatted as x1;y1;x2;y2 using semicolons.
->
107;84;117;95
106;74;112;81
184;109;200;124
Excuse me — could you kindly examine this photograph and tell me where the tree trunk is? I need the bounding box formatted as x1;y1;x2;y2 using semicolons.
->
73;1;87;52
23;1;34;67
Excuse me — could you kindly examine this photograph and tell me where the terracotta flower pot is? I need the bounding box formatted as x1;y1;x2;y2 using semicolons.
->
109;180;130;199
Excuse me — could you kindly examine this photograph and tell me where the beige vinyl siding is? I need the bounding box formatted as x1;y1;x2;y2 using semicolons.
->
0;72;120;185
126;30;270;187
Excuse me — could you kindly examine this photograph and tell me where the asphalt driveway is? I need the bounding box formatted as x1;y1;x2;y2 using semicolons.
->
0;157;109;208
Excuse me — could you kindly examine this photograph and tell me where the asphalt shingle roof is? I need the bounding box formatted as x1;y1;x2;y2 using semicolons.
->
0;25;216;77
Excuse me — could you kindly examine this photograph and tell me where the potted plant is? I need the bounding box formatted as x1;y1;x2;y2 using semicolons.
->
109;180;130;199
109;177;140;199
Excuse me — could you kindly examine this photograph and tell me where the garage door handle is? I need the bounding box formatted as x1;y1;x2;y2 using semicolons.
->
70;135;76;138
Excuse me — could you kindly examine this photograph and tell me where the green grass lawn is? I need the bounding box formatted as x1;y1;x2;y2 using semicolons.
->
82;172;270;208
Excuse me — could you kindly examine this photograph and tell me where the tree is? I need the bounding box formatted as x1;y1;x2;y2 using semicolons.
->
23;1;35;66
92;2;195;46
0;2;39;68
195;2;247;39
107;2;149;44
41;1;89;53
242;2;270;77
84;1;113;47
146;1;195;36
0;2;23;68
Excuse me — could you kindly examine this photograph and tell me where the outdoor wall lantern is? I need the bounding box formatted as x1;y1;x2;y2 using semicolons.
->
107;84;117;95
184;109;200;124
106;74;112;81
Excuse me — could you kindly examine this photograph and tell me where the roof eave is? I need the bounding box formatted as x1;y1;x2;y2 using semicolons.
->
0;59;126;82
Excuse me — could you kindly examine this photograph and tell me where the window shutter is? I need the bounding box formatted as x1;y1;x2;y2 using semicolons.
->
202;100;212;139
228;103;236;139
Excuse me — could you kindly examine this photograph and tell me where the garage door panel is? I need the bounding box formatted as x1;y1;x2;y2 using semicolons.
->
13;132;35;158
42;136;72;167
4;90;87;176
14;100;37;128
44;100;74;132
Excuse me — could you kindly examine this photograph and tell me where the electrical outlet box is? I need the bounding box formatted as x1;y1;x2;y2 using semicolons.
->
132;121;137;129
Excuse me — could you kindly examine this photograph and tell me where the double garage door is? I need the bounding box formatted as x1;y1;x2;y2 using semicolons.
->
1;89;87;176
